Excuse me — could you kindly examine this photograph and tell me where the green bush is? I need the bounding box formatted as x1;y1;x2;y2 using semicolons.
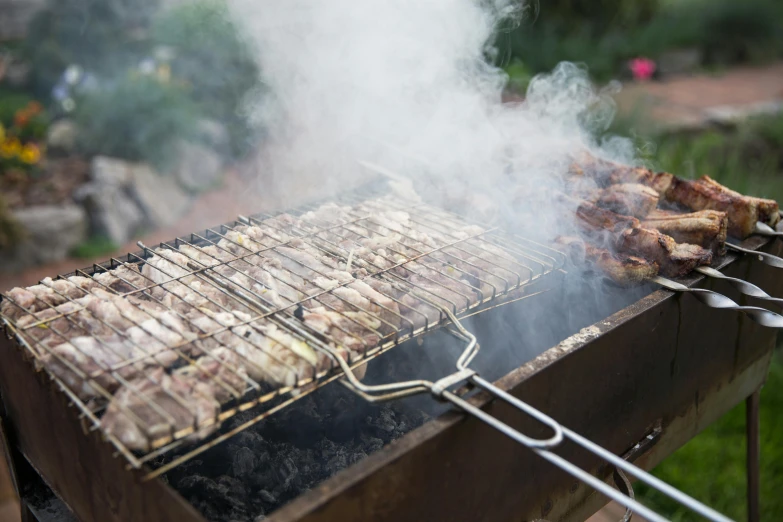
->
152;0;261;157
70;235;118;259
700;0;783;65
24;0;161;96
496;0;783;82
74;76;198;169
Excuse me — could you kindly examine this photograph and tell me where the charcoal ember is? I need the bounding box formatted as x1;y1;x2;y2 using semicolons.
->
164;380;430;522
232;447;257;478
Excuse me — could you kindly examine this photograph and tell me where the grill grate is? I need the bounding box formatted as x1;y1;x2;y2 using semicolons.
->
0;182;565;471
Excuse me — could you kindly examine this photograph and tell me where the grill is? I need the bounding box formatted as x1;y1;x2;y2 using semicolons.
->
0;182;565;475
0;178;780;522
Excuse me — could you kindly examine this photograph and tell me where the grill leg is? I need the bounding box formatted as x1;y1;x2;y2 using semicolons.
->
746;390;761;522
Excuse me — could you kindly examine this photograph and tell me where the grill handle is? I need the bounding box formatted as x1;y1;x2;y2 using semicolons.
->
438;307;735;522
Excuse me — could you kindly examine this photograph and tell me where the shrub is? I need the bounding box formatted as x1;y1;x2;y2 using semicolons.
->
23;0;161;97
73;76;198;169
70;235;118;259
152;0;261;157
700;0;783;65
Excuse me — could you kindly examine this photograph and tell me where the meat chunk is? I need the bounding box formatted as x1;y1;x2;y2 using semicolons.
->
665;176;758;239
39;334;173;400
556;236;658;285
592;183;659;218
617;227;712;278
642;209;728;256
100;368;220;452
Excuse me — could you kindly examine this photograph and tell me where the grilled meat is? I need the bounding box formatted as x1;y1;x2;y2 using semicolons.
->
642;209;728;256
591;183;659;218
573;200;712;277
569;152;674;194
556;236;658;285
571;151;779;239
666;176;779;239
575;200;640;246
101;368;220;452
174;347;249;404
617;227;712;277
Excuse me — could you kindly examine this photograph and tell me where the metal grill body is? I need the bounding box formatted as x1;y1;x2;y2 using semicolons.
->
0;186;779;522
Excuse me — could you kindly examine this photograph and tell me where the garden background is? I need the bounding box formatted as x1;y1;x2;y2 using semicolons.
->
2;0;783;520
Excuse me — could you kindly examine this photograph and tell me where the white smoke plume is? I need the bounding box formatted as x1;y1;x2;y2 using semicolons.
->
228;0;630;232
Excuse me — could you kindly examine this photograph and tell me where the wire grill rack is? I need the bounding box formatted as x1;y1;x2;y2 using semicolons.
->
0;182;566;472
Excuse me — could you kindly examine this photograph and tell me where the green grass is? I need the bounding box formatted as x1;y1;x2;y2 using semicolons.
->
636;351;783;520
69;236;118;259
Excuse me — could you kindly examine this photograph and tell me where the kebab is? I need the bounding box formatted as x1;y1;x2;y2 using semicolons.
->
570;151;780;239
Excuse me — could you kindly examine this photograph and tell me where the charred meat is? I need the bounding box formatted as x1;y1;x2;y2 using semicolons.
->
642;209;728;256
556;236;658;285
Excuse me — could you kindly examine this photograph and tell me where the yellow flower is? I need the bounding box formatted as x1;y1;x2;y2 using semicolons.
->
0;137;22;159
19;143;41;165
157;64;171;83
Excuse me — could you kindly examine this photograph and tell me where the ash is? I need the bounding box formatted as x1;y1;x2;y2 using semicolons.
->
163;383;431;522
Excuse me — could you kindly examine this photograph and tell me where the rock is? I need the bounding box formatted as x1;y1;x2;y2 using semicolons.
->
75;180;144;246
91;156;133;187
46;119;79;154
0;204;87;271
130;163;190;228
76;156;191;244
173;140;224;193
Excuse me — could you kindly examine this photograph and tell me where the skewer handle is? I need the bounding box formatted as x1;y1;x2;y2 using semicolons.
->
696;267;783;307
727;243;783;269
652;276;783;328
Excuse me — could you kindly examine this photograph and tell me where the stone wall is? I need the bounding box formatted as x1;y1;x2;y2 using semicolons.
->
0;0;46;41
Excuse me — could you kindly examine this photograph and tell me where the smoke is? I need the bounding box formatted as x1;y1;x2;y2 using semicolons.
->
228;0;631;227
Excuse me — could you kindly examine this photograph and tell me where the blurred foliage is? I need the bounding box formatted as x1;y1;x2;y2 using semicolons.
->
73;76;198;169
19;0;261;164
152;0;261;157
500;0;783;88
0;193;24;250
70;235;118;259
23;0;160;97
612;112;783;203
0;89;48;175
636;351;783;521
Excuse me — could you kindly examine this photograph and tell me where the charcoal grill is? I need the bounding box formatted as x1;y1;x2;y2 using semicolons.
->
0;179;780;522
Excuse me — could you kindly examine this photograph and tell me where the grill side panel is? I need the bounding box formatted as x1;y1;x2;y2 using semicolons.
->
266;239;782;522
0;334;207;522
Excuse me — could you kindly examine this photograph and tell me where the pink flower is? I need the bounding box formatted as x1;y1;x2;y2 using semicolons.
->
629;57;656;81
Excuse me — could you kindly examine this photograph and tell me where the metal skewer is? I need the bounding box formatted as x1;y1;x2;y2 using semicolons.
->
726;243;783;269
695;266;783;307
652;276;783;328
754;222;783;237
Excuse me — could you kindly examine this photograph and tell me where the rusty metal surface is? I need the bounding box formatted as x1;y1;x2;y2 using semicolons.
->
268;238;782;522
0;333;208;522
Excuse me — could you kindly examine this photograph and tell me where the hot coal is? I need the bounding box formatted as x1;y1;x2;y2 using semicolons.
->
163;383;430;522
